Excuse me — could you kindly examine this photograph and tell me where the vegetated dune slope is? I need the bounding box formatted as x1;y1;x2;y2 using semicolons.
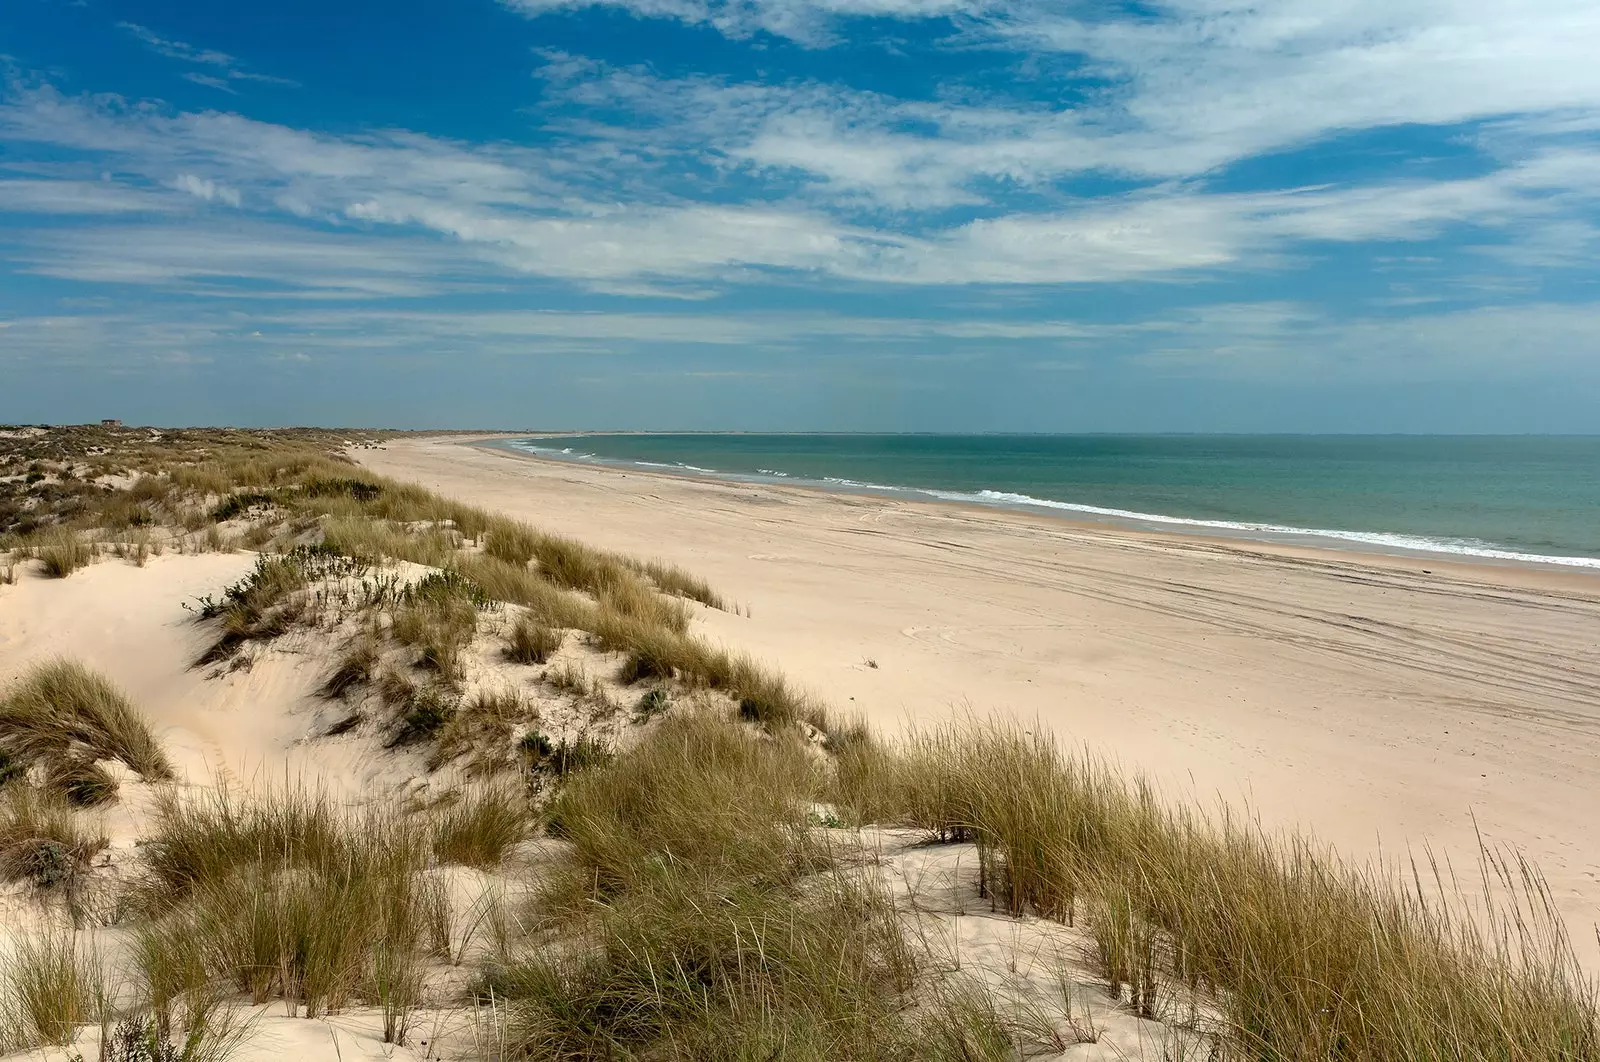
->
358;436;1600;967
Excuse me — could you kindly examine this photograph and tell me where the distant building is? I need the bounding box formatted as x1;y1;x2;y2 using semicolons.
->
101;419;122;428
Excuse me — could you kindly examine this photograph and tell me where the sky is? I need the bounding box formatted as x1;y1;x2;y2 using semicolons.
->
2;0;1600;431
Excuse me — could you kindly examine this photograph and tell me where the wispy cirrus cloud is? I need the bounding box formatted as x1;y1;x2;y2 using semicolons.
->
117;22;297;92
2;0;1600;428
5;79;1598;298
500;0;974;45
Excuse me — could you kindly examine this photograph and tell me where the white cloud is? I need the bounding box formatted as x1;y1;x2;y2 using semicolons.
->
501;0;973;45
6;0;1600;303
171;173;242;207
117;21;298;90
6;77;1598;294
0;179;174;214
516;2;1600;214
11;222;495;298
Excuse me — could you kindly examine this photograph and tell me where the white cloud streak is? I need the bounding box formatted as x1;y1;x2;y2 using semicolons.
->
117;22;298;90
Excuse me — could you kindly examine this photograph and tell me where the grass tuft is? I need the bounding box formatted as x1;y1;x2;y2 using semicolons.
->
132;783;427;1019
0;784;108;889
392;571;482;684
505;615;563;665
29;528;94;578
1;931;103;1048
431;783;535;869
833;719;1600;1060
0;658;172;781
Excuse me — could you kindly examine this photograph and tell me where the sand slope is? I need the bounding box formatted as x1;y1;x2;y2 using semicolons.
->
360;436;1600;960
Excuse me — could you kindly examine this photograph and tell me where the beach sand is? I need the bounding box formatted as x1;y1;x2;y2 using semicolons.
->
360;435;1600;957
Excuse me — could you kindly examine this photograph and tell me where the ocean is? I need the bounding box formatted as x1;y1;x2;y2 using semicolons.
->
503;434;1600;569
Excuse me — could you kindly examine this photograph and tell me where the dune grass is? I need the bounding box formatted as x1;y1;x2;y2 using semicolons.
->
392;570;482;685
505;615;563;665
0;659;171;781
494;710;1029;1061
0;931;104;1049
430;783;535;869
832;719;1600;1059
0;783;108;889
27;527;94;578
15;428;1597;1060
134;783;429;1018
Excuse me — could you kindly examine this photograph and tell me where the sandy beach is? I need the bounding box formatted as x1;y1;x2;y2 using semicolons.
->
361;435;1600;954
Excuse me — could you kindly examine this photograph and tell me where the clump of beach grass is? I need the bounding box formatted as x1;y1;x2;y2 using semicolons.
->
28;528;94;578
504;614;563;665
319;634;381;700
493;710;1027;1060
392;570;483;685
0;659;172;781
831;718;1600;1060
432;687;538;772
0;931;104;1049
0;784;107;890
132;783;429;1019
430;783;534;869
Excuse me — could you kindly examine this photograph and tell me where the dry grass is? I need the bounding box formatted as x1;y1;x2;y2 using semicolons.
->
133;783;429;1018
28;527;94;578
495;710;1023;1061
833;719;1600;1059
0;658;172;781
391;570;483;685
322;515;459;567
505;615;563;665
544;711;826;900
430;783;535;869
433;687;539;773
0;931;104;1048
0;783;108;889
627;558;727;611
319;634;380;699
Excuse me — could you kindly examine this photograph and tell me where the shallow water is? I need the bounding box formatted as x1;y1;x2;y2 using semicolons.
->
506;434;1600;568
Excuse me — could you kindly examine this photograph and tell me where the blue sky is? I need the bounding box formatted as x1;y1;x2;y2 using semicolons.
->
2;0;1600;431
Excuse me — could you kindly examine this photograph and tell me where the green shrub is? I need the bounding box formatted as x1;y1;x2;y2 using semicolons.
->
390;685;458;747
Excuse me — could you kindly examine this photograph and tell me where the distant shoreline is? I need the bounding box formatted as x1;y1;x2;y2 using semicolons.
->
479;434;1600;578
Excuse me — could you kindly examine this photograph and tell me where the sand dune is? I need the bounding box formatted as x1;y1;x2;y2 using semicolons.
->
360;435;1600;959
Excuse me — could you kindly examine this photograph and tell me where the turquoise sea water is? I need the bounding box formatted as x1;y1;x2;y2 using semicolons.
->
504;435;1600;568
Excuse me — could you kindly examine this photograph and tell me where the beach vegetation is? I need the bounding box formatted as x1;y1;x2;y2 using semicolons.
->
132;783;429;1018
833;718;1600;1060
505;615;563;664
0;931;104;1048
430;782;534;868
29;527;94;578
0;659;172;781
0;783;107;889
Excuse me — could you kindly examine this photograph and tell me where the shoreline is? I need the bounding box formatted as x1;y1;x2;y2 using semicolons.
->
476;435;1600;594
358;434;1600;961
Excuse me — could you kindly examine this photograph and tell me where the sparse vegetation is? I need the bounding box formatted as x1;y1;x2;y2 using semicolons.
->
392;570;484;684
29;527;94;578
